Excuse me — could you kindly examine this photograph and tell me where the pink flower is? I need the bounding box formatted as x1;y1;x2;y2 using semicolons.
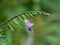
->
24;19;34;31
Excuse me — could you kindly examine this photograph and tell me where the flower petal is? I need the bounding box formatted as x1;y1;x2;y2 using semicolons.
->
27;27;31;31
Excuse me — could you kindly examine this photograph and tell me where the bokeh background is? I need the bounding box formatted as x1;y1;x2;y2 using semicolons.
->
0;0;60;45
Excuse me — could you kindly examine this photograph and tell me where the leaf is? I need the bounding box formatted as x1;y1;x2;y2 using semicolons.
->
0;11;50;31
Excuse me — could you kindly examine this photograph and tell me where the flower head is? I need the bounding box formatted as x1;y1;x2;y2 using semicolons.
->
24;19;34;31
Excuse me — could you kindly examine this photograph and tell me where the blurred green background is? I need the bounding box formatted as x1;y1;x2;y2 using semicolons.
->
0;0;60;45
